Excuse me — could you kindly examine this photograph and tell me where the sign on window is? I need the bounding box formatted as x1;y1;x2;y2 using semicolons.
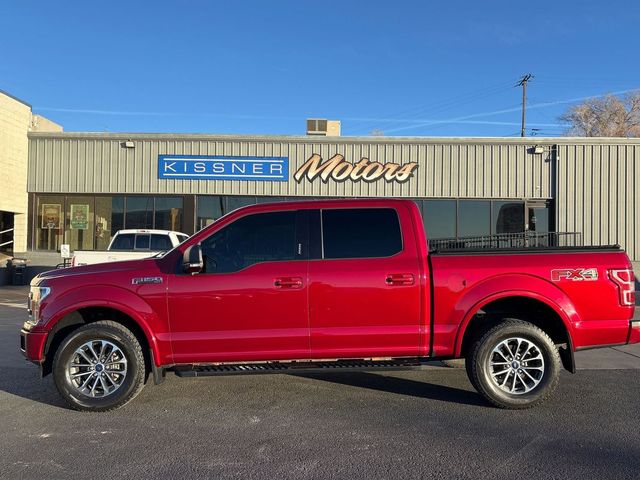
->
70;204;89;230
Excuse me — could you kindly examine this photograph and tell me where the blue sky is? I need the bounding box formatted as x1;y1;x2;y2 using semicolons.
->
2;1;638;137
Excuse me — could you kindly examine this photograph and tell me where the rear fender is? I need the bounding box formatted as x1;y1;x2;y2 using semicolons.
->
452;274;580;357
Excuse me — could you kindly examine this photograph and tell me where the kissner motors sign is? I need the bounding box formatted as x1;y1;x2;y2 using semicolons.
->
158;155;289;181
157;153;417;183
294;154;418;183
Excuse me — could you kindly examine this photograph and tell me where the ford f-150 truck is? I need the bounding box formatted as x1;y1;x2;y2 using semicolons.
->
20;199;638;411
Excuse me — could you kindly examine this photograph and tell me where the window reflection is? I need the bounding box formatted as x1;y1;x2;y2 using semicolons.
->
125;197;153;229
196;196;225;230
35;195;65;251
421;200;456;238
155;197;183;231
493;201;524;234
226;196;257;212
458;200;491;237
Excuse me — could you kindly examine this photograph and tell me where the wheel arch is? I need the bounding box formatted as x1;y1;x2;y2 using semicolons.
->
456;292;576;373
42;301;159;378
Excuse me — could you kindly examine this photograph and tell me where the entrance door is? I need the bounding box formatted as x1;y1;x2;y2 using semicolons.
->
0;211;14;255
167;210;310;363
308;206;423;359
526;200;552;246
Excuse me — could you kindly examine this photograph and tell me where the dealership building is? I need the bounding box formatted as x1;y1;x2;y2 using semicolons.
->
24;131;640;261
1;90;639;269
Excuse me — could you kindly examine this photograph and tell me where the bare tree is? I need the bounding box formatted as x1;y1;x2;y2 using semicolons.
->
370;128;385;136
559;93;640;137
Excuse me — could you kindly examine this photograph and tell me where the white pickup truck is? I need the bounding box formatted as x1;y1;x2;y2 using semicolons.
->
71;229;189;266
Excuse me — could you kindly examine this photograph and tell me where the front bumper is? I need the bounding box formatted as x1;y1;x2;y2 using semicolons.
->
20;327;47;364
629;320;640;344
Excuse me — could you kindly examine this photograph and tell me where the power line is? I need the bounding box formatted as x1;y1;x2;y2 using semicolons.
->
380;86;640;135
344;80;516;134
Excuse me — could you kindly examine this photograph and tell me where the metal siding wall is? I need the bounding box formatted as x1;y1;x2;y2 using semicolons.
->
28;133;640;259
557;144;640;261
27;135;552;200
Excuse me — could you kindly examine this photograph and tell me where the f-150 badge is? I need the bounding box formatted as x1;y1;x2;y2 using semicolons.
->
551;268;598;282
132;277;163;285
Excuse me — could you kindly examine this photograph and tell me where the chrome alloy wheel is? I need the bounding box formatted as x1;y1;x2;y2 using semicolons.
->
488;337;545;395
66;340;128;397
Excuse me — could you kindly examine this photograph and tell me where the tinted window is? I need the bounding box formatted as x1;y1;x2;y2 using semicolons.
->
322;208;402;259
150;234;173;250
110;233;135;250
155;197;183;231
529;207;550;232
135;234;150;250
493;201;524;234
196;196;225;230
201;211;296;273
421;200;457;238
177;234;189;243
458;200;490;237
125;197;153;229
226;196;257;213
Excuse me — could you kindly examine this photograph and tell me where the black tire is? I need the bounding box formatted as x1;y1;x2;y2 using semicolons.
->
52;321;146;412
467;319;561;409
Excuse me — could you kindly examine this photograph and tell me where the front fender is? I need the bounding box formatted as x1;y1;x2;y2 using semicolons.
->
39;285;163;364
451;274;580;357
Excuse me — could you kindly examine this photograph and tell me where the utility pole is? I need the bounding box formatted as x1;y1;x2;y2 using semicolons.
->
516;74;533;137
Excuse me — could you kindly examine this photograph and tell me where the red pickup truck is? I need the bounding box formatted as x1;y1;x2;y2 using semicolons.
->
21;199;638;411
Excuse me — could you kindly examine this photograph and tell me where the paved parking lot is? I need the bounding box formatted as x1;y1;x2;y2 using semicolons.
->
1;286;639;479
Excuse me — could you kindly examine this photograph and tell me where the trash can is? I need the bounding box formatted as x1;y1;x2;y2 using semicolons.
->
8;258;28;286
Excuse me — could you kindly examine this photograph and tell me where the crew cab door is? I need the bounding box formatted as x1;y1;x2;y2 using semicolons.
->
167;210;310;363
308;206;424;359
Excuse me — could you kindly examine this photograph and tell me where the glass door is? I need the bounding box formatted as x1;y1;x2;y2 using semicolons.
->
526;200;552;246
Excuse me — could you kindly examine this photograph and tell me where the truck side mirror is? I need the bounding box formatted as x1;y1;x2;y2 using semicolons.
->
183;244;203;274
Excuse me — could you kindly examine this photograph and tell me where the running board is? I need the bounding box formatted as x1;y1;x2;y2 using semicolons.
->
172;358;432;377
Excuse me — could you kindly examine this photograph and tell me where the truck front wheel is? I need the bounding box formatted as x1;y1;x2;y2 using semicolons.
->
467;319;561;409
52;321;146;412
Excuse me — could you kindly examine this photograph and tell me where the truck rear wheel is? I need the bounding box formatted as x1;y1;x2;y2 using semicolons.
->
467;319;561;409
52;321;146;412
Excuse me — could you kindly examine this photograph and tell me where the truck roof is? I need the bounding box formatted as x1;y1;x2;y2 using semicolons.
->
115;229;187;236
228;198;416;213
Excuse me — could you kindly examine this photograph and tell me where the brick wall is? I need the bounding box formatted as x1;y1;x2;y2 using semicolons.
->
0;93;31;252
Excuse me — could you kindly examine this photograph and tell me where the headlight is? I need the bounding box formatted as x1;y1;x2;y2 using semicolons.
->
27;286;51;324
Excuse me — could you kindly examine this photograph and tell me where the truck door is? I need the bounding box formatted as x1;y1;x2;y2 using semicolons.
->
166;209;310;363
308;206;423;359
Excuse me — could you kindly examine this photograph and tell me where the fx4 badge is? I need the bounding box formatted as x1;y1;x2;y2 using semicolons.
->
551;268;598;282
132;277;163;285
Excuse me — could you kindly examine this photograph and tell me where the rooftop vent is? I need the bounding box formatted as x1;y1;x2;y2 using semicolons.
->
306;119;341;136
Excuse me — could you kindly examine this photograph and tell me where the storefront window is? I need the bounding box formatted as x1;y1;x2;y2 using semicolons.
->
95;196;124;250
226;196;257;213
125;197;153;229
458;200;491;237
528;206;550;232
196;196;225;230
492;201;524;234
155;197;183;232
65;196;95;251
256;196;286;203
35;195;65;251
421;200;457;238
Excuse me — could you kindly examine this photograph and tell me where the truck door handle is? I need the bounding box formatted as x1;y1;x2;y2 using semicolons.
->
385;273;415;286
274;277;304;289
